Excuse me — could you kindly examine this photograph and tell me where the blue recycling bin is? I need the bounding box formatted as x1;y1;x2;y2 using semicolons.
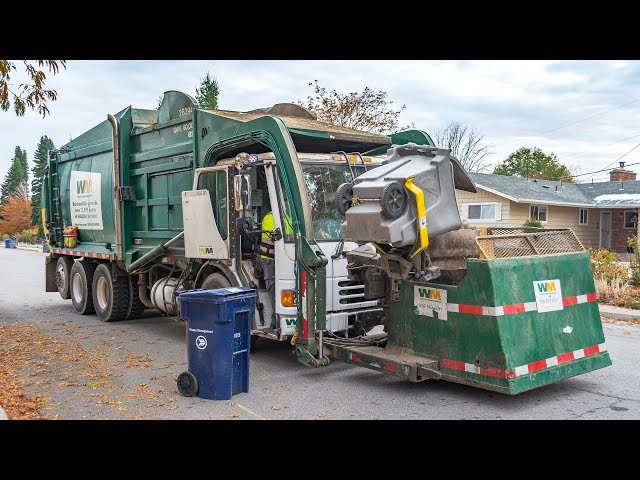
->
176;287;256;400
4;239;10;248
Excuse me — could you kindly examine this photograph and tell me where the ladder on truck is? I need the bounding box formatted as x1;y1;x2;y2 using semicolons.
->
333;151;369;181
49;151;64;247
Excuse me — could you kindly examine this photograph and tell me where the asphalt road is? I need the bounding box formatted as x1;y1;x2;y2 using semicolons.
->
1;246;638;420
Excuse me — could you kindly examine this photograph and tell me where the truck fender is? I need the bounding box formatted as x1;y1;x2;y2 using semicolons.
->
194;261;241;288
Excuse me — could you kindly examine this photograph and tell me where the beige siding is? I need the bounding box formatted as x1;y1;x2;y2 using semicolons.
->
456;188;600;248
455;188;510;223
509;203;599;248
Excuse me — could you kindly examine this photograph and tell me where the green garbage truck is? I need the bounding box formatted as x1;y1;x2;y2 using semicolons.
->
43;90;611;394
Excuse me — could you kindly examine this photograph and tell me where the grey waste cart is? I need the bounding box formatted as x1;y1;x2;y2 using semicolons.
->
176;287;256;400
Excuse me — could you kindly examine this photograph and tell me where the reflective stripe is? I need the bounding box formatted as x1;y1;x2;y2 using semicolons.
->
259;242;275;259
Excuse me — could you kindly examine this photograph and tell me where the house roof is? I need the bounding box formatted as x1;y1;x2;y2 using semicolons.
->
577;180;640;206
467;173;640;208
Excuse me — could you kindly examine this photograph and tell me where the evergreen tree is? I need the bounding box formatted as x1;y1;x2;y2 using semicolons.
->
0;146;29;206
195;72;220;110
31;135;55;230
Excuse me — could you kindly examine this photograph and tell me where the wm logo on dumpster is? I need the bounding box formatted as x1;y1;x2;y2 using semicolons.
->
536;281;557;293
76;179;92;194
414;286;447;320
417;287;442;300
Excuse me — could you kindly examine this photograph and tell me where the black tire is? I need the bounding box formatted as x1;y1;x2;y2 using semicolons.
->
177;371;198;397
92;263;129;322
336;182;354;215
201;272;231;290
56;256;74;300
380;181;407;218
69;259;96;315
126;275;146;320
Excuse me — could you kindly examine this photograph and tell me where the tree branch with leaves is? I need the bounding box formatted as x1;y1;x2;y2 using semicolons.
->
0;60;66;117
298;80;413;134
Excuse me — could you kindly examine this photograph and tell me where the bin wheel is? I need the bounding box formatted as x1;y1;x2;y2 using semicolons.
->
250;335;259;351
177;371;198;397
380;181;407;218
336;182;354;215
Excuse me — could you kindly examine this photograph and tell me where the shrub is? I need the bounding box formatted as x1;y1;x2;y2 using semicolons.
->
594;276;627;304
589;247;629;285
629;235;640;286
19;229;33;242
523;217;543;229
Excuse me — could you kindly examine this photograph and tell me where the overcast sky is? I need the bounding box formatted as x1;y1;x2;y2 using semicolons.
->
2;60;639;185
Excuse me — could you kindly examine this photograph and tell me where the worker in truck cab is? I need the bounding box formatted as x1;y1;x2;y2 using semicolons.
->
259;210;293;329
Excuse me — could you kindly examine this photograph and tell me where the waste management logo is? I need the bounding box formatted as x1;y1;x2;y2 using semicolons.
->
70;171;103;230
414;285;448;320
198;246;216;256
533;279;563;313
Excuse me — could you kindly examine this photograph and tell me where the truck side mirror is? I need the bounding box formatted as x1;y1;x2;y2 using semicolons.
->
234;174;251;211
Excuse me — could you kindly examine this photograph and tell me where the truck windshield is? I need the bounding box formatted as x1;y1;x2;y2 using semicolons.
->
301;163;366;241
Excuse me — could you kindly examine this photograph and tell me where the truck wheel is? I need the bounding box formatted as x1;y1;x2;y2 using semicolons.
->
70;259;96;315
201;272;231;290
56;256;74;299
92;263;129;322
126;275;146;320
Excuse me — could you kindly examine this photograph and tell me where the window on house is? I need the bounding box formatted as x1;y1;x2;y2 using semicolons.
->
468;203;497;220
624;210;638;229
579;209;588;225
529;205;548;222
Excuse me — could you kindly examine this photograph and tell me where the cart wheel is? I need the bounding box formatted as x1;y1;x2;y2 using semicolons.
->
380;181;407;218
336;182;354;215
177;371;198;397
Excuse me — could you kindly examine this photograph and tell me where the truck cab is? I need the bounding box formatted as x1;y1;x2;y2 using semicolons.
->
189;152;385;342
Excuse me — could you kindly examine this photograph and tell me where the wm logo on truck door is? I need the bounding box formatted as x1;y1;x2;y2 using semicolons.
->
198;246;215;255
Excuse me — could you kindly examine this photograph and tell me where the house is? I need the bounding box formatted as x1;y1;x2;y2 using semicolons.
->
456;166;640;253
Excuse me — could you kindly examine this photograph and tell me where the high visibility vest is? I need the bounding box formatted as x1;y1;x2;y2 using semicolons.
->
259;211;293;259
259;212;276;259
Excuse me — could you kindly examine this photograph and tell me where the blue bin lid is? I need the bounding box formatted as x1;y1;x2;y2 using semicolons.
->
177;287;256;304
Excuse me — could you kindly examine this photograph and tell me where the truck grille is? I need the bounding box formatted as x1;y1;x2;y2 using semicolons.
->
337;280;367;307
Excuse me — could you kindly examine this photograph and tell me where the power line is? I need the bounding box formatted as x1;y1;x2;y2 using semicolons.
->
573;160;640;179
538;97;640;136
560;132;640;159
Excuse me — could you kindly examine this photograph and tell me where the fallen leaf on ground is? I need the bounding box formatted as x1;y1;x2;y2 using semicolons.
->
228;412;240;418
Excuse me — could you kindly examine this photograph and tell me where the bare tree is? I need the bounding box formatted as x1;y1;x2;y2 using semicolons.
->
435;121;494;172
299;80;413;134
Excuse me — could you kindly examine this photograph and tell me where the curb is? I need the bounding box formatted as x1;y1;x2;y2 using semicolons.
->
599;304;640;322
0;406;8;420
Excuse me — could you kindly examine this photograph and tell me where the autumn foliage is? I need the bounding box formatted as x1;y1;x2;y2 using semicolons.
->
0;195;32;234
299;80;413;134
